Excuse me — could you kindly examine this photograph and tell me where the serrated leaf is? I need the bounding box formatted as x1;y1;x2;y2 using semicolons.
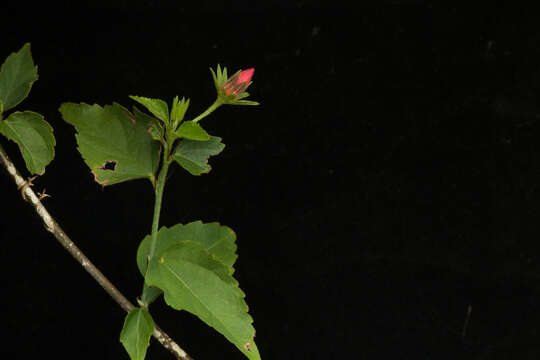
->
120;309;155;360
171;96;190;129
137;221;238;277
173;136;224;175
134;106;163;142
129;96;169;124
59;102;160;186
0;43;38;111
0;111;55;175
176;121;210;141
146;241;260;360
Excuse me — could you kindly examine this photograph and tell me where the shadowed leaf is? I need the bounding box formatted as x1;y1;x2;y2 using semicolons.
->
0;111;55;175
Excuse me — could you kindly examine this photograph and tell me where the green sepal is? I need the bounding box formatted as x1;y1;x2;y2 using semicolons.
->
172;136;225;175
0;110;55;175
210;64;228;91
176;121;210;141
0;43;38;112
129;95;169;124
120;308;155;360
230;99;260;106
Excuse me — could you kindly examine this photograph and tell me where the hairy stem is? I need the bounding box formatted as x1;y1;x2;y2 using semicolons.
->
0;142;193;360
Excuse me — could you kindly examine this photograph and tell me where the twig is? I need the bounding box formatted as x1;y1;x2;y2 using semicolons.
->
0;142;193;360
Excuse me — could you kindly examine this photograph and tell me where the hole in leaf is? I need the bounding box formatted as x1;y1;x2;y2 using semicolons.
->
99;160;117;171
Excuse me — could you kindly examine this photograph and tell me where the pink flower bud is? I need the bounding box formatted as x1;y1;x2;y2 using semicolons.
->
222;68;255;97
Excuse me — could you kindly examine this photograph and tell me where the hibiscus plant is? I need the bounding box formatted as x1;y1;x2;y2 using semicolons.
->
0;43;261;360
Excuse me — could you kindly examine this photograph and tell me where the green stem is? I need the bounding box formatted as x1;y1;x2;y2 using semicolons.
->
141;99;224;305
191;98;223;123
149;154;172;261
141;145;172;305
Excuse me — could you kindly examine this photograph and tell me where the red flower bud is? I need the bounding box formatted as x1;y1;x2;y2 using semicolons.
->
222;68;255;96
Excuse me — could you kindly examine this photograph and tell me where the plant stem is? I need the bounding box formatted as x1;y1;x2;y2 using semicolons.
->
190;98;223;123
0;142;192;360
147;96;224;260
148;153;172;260
140;142;172;304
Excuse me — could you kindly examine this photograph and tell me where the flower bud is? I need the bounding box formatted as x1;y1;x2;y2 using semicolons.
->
210;65;259;106
222;68;254;97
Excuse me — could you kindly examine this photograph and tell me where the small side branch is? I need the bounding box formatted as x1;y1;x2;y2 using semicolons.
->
0;143;192;360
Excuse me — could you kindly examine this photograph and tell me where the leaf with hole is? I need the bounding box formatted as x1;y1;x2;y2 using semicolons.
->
59;102;160;186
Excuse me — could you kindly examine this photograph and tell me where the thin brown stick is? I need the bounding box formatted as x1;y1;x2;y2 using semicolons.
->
0;142;193;360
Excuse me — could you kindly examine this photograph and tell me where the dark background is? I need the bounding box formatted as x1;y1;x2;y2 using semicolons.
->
2;2;540;359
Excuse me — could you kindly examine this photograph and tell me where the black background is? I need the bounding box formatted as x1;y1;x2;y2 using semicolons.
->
2;2;540;359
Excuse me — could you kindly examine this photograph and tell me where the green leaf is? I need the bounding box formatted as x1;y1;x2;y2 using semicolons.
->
0;99;3;114
172;136;225;175
0;43;38;111
129;95;169;124
176;121;210;141
170;96;190;129
137;221;238;277
120;308;155;360
59;102;160;186
146;241;260;360
134;106;163;142
0;111;55;175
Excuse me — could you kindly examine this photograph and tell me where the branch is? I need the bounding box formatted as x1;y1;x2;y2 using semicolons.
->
0;142;193;360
